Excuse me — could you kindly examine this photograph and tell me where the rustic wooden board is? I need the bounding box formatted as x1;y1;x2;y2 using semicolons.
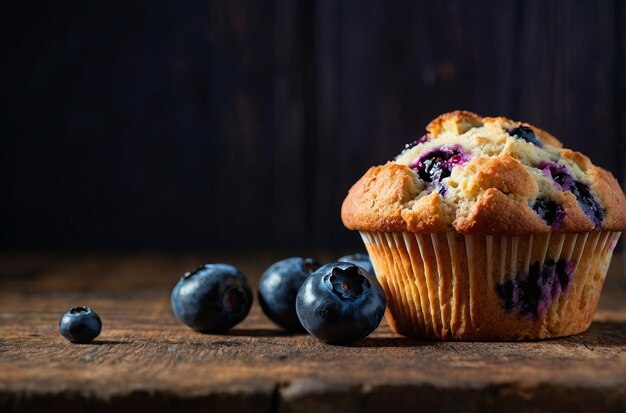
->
0;252;625;412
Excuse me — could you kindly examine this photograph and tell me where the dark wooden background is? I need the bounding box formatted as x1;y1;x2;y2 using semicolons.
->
2;0;625;251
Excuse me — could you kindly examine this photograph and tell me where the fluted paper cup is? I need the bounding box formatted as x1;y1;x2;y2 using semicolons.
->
360;230;621;340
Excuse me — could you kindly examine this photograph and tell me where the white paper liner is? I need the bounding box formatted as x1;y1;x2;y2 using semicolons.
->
360;230;621;340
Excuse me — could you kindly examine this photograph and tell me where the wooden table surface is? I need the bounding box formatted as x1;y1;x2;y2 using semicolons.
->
1;251;625;413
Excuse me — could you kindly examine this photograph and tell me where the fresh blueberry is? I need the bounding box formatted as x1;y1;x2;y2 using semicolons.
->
59;306;102;343
532;198;565;229
258;257;320;332
337;253;374;275
296;262;386;344
508;126;543;147
409;145;469;184
171;264;252;333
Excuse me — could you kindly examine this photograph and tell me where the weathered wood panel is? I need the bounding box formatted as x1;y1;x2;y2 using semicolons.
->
1;1;623;250
0;253;625;412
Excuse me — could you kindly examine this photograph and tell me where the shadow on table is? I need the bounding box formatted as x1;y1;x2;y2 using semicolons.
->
218;329;427;347
575;320;626;344
349;336;428;348
197;320;626;347
533;320;626;348
224;328;300;337
84;340;131;345
590;319;626;332
357;320;626;347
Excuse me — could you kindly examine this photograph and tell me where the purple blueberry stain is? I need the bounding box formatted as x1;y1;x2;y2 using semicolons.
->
508;126;543;147
532;198;565;229
556;260;575;295
409;145;470;195
496;259;574;318
538;161;604;227
539;161;576;191
438;184;447;197
570;181;604;227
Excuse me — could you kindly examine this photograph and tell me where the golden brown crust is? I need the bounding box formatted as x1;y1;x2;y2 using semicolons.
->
426;110;483;136
341;163;417;232
465;156;538;198
454;188;549;235
341;110;626;234
559;148;591;171
401;193;454;232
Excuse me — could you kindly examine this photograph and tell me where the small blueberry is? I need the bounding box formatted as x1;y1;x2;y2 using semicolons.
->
59;306;102;343
171;264;252;333
258;257;320;332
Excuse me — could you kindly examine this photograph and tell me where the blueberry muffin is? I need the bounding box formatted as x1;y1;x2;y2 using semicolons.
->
341;110;626;340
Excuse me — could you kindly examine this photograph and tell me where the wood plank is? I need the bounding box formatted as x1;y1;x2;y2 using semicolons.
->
514;1;617;172
617;0;626;185
0;253;625;412
272;0;312;250
0;0;280;250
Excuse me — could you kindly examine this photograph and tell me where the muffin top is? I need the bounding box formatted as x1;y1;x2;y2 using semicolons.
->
341;111;626;234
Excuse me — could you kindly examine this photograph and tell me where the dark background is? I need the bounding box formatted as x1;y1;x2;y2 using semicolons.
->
2;0;625;251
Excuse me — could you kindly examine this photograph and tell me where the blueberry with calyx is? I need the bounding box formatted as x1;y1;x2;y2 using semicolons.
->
296;262;386;344
59;306;102;343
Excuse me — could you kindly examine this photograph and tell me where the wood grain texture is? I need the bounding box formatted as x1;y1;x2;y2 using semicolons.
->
0;252;625;412
617;0;626;192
